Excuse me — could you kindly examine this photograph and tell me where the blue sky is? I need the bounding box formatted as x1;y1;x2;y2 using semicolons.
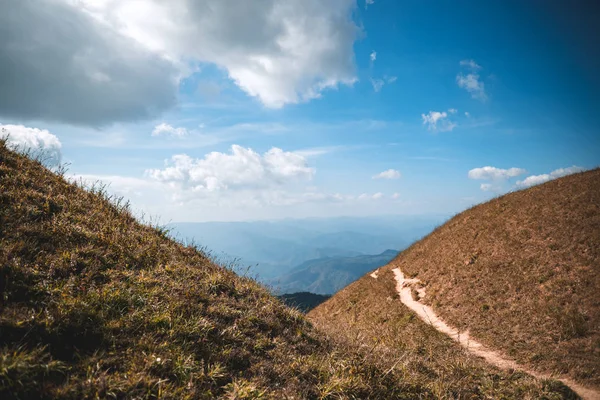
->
1;0;599;221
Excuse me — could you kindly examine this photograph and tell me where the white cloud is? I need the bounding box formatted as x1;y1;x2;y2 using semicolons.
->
516;166;585;188
460;59;481;70
448;108;458;114
365;0;375;9
370;51;377;63
373;169;401;180
465;111;470;117
370;78;385;92
152;123;188;137
70;0;359;109
391;192;401;199
457;73;487;101
1;124;62;166
370;75;397;92
468;166;526;192
457;60;486;101
421;111;457;132
468;166;526;181
147;145;314;192
357;192;384;201
549;166;586;178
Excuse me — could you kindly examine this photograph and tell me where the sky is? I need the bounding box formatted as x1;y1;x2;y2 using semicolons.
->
1;0;599;222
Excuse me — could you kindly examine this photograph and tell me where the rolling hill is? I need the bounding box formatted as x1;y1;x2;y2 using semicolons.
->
310;168;599;397
270;250;398;295
0;138;573;398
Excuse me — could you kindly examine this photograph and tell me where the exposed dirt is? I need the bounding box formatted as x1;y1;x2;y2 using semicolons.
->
388;266;600;400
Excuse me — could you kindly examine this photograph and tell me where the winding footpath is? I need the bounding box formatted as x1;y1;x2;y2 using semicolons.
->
374;266;599;400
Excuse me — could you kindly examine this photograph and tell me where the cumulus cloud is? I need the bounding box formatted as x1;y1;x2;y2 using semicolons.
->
152;123;188;137
365;0;375;9
516;166;585;188
370;51;377;63
372;192;384;200
146;145;314;192
457;74;487;101
457;59;487;101
1;124;62;166
373;169;401;180
468;166;526;192
0;0;179;126
391;192;401;199
0;0;359;124
421;110;457;132
73;0;359;109
468;166;526;181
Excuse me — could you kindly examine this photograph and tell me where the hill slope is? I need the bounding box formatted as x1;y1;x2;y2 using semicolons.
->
270;250;398;294
0;141;575;399
0;141;425;399
311;168;599;393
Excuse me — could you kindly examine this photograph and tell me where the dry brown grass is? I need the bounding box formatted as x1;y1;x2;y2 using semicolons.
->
310;268;576;399
0;140;430;399
390;168;600;389
312;168;599;394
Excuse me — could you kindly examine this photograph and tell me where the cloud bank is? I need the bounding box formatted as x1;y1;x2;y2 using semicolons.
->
147;145;315;192
516;166;585;188
0;0;179;126
468;166;526;192
0;0;360;125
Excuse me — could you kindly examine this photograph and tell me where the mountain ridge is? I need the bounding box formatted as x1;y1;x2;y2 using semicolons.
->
270;249;398;295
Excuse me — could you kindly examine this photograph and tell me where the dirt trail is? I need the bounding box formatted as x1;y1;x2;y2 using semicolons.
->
386;267;600;400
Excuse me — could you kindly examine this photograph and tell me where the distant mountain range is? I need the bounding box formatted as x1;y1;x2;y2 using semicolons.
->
169;216;442;281
269;249;398;295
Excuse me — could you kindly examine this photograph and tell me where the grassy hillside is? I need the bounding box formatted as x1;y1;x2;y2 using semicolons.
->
310;268;576;398
0;141;581;399
271;250;398;295
311;168;599;393
0;141;426;399
392;168;599;388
